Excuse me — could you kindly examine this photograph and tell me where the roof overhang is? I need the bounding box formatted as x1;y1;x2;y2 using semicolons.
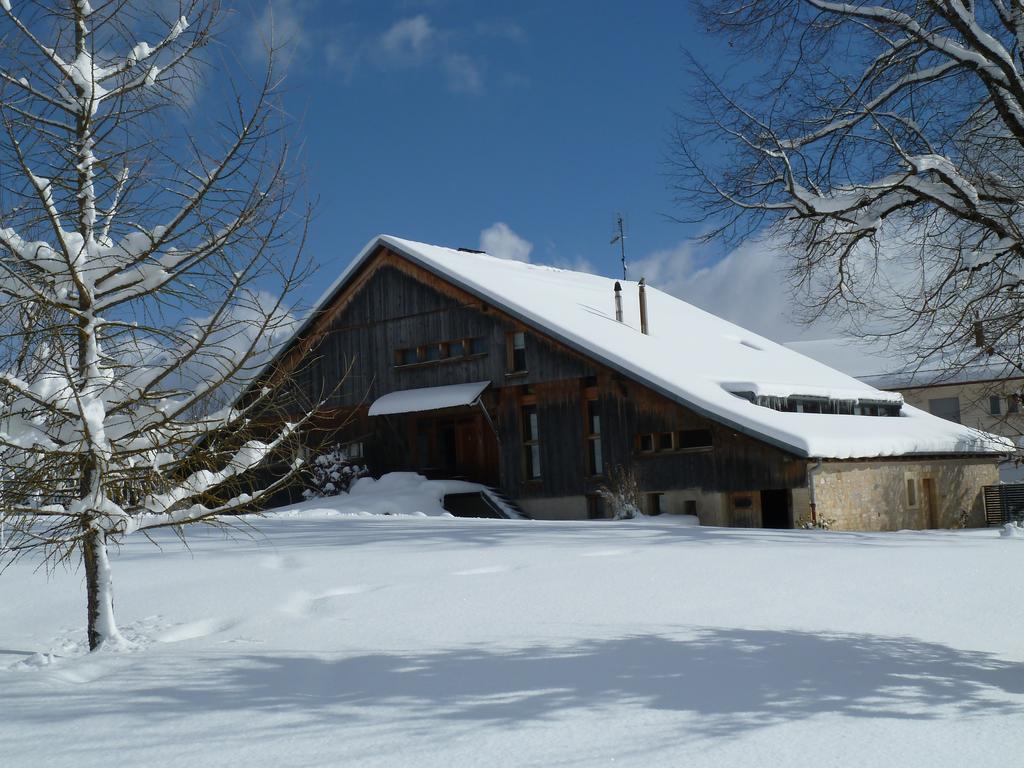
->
367;381;490;417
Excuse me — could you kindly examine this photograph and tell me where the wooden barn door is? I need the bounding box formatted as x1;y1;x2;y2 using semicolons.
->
454;416;499;487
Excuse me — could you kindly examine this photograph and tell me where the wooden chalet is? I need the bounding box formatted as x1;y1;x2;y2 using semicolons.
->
256;235;1010;528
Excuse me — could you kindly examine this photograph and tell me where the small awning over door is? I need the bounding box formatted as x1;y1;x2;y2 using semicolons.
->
367;381;491;417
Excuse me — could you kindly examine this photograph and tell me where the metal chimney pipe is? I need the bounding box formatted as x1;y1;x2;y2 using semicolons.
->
638;277;649;335
614;281;623;322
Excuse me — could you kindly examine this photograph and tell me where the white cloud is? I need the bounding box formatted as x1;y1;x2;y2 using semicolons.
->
480;222;533;263
474;20;527;43
632;237;838;343
444;53;483;93
379;15;436;64
245;0;311;69
376;16;486;94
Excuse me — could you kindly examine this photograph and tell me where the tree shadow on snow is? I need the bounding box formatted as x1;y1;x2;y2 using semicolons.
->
11;628;1024;740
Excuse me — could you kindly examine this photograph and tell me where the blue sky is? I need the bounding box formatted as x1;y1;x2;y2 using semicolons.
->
223;1;822;341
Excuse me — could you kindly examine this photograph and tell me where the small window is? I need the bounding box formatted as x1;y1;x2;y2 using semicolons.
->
928;396;961;424
1009;395;1020;414
469;337;489;355
678;429;713;450
638;433;655;453
344;441;364;460
509;331;527;372
906;478;917;507
395;347;418;366
683;499;698;517
424;344;442;362
733;495;753;509
990;396;1003;416
522;404;541;479
448;340;466;357
657;432;675;451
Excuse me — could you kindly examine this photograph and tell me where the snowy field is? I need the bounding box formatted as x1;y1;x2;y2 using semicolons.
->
2;508;1023;767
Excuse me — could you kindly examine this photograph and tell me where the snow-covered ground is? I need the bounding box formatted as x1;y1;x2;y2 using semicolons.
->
2;504;1023;767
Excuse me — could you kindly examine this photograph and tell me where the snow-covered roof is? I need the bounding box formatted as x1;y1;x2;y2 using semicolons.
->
284;235;1012;459
786;337;1023;390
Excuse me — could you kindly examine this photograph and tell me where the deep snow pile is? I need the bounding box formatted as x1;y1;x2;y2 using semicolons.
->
277;471;512;518
1;512;1022;768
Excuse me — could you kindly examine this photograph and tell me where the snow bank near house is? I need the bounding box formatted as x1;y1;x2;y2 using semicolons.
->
268;472;504;519
1000;522;1024;538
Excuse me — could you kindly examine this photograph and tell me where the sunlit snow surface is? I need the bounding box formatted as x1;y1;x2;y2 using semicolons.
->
2;507;1023;767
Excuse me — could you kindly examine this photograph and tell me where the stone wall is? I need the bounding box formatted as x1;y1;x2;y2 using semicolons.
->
808;458;999;530
518;495;587;520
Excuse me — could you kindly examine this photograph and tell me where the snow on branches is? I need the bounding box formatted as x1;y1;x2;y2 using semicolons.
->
677;0;1024;375
0;1;315;650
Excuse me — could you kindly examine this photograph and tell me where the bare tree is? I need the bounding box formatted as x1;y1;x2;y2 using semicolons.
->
0;0;317;651
674;0;1024;376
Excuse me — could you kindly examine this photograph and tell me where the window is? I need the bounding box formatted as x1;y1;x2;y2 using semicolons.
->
522;404;541;479
638;433;655;453
585;399;603;476
990;396;1003;416
928;396;961;424
678;429;713;450
1009;395;1020;414
394;337;487;368
344;441;364;460
657;432;675;451
508;331;527;373
394;347;419;366
906;478;918;507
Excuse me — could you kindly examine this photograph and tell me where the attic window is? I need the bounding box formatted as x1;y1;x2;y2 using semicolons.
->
394;337;487;368
508;331;527;373
678;429;713;449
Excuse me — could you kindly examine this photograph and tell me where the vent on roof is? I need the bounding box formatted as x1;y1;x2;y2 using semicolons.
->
638;278;649;335
458;247;487;254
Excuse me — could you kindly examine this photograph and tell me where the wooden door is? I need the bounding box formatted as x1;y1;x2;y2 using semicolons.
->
455;417;499;486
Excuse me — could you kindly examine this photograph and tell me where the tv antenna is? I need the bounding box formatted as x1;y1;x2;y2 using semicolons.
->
610;213;627;280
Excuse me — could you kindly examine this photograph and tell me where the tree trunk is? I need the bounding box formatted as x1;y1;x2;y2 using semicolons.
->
82;523;120;651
